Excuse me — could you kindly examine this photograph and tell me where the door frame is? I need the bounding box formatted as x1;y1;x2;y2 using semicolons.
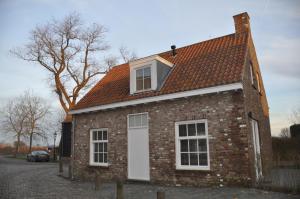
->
127;112;150;181
251;119;263;181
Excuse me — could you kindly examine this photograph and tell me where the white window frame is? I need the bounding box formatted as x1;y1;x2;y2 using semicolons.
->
127;112;148;129
250;63;254;85
135;65;152;92
175;119;210;170
256;72;261;93
89;128;109;166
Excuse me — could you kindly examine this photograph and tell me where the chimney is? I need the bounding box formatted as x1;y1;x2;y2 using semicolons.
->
233;12;250;33
171;45;177;57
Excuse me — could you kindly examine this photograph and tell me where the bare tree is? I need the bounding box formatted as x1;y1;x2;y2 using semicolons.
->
119;46;138;62
11;13;109;118
279;127;290;138
1;97;28;157
289;106;300;124
103;46;138;71
23;91;50;153
43;108;65;147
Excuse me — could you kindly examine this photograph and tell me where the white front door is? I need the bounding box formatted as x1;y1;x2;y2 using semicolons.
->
127;113;150;181
251;119;263;181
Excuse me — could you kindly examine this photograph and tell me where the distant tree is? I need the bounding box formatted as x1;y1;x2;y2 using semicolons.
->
103;46;138;71
11;13;110;118
23;91;50;153
279;127;290;138
289;106;300;124
43;108;65;146
119;46;138;63
13;140;26;148
1;97;27;157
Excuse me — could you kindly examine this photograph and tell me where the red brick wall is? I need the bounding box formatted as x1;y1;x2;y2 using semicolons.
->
241;34;273;182
72;90;254;186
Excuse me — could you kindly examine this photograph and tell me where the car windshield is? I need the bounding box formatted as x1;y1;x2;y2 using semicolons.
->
32;151;48;155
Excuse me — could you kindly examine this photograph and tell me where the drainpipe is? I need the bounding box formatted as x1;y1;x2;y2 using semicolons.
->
71;116;76;180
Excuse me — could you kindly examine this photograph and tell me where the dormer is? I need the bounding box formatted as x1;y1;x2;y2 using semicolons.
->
129;55;173;94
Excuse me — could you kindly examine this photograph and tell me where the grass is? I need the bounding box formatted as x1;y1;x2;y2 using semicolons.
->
5;154;27;160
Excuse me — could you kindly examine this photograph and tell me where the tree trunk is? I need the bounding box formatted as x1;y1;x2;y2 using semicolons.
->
28;133;33;153
15;135;20;157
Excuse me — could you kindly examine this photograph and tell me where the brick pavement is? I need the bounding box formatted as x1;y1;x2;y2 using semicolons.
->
0;155;298;199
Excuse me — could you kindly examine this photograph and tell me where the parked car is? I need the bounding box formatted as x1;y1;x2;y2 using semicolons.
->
27;150;50;162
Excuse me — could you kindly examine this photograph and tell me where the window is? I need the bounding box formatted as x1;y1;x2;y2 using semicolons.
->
250;63;254;85
136;66;151;91
90;129;108;166
175;120;210;170
128;113;148;128
256;73;261;93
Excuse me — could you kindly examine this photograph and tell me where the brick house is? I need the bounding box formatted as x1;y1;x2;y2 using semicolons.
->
70;12;272;186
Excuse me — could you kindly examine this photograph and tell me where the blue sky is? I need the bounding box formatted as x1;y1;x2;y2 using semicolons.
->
0;0;299;141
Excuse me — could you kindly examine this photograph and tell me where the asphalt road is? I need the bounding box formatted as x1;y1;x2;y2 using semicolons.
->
0;155;298;199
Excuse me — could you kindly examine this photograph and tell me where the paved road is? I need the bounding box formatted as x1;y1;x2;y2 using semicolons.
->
0;155;298;199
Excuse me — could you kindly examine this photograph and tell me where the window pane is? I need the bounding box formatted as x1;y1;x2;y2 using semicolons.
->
136;68;143;78
99;143;103;152
198;139;207;152
99;153;103;163
104;143;107;153
93;131;97;140
141;114;148;127
188;124;196;136
189;139;197;152
104;153;107;163
143;67;151;78
181;153;189;165
129;115;134;127
97;131;102;140
179;125;187;137
190;153;198;165
196;123;205;135
103;131;107;140
94;143;98;153
94;153;98;162
134;114;142;127
199;153;208;166
144;77;151;89
180;140;188;152
136;78;143;91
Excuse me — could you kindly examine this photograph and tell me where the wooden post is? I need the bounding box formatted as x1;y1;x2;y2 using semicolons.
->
68;164;72;179
59;159;63;173
157;191;165;199
116;180;124;199
95;173;101;191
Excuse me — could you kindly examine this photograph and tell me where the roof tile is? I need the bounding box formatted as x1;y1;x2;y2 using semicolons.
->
73;32;248;111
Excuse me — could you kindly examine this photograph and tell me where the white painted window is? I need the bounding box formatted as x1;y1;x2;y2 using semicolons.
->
89;129;108;166
256;73;261;93
136;66;151;91
175;120;210;170
128;113;148;128
250;63;254;85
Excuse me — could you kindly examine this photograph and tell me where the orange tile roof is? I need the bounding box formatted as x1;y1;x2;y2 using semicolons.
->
73;32;249;111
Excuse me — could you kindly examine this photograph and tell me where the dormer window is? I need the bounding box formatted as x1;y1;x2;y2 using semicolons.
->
129;55;173;94
136;66;151;91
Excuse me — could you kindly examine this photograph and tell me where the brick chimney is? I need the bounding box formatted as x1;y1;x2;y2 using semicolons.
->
233;12;250;33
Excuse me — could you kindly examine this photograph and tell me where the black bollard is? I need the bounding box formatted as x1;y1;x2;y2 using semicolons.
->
116;180;124;199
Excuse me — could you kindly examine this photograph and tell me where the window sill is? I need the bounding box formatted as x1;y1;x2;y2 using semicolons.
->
89;163;109;167
176;165;210;171
133;88;153;94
